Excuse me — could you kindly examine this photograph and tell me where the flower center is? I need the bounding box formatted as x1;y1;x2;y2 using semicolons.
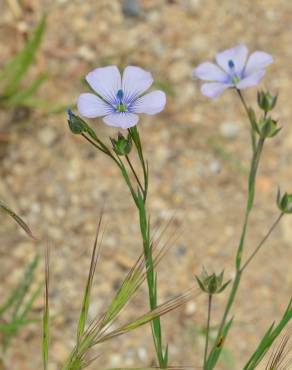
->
116;89;128;112
228;59;241;84
117;103;127;113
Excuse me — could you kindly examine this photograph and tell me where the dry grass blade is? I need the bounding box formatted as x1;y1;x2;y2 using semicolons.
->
5;0;22;18
104;367;196;370
0;200;37;240
77;214;104;343
95;288;198;344
60;218;187;370
97;217;181;334
264;333;292;370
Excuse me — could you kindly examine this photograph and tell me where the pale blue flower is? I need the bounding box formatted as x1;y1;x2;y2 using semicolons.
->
193;44;273;98
77;66;166;129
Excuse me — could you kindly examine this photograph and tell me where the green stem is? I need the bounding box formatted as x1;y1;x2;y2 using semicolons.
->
204;294;212;369
241;212;284;272
130;128;166;367
116;157;139;208
237;89;256;153
128;127;148;201
213;137;264;342
138;199;166;367
236;136;265;269
78;129;166;367
125;127;166;367
206;104;266;367
125;154;144;194
81;133;120;166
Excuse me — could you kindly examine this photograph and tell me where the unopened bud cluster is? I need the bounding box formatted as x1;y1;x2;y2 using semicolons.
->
277;190;292;214
195;268;230;295
257;90;278;113
110;133;132;156
249;90;281;139
67;109;86;134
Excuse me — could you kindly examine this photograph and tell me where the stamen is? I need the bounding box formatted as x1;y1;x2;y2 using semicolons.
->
228;60;235;69
117;89;124;101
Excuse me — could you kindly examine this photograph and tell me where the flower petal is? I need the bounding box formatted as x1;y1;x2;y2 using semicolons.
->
243;51;273;76
86;66;121;104
236;70;266;89
103;112;139;129
193;62;228;82
216;44;248;74
201;82;231;98
77;93;113;118
131;91;166;115
122;66;153;102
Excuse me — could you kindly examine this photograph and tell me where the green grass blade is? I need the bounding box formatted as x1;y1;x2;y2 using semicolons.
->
11;255;39;318
0;254;40;350
0;255;39;317
5;74;47;106
0;199;36;240
243;298;292;370
18;280;43;320
0;15;46;97
205;318;234;370
0;318;40;334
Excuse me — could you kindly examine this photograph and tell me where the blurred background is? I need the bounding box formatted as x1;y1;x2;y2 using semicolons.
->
0;0;292;369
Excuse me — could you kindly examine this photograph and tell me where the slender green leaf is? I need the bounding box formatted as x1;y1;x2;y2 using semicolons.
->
5;74;47;106
0;16;46;97
243;298;292;370
0;255;39;317
205;318;234;370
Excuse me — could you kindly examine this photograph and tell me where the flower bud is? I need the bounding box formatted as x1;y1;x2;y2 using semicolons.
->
110;132;132;156
195;267;230;295
257;90;278;112
277;189;292;214
257;116;281;138
67;109;86;134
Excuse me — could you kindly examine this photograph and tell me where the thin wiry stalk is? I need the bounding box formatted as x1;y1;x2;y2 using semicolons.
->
203;294;212;368
43;245;50;370
125;154;144;195
237;89;256;153
241;212;284;272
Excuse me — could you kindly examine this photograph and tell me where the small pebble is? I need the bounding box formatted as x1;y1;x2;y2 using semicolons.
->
122;0;142;17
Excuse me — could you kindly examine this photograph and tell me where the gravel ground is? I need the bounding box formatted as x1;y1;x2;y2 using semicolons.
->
0;1;292;369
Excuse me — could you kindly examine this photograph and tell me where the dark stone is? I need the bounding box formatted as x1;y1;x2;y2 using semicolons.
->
122;0;142;18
